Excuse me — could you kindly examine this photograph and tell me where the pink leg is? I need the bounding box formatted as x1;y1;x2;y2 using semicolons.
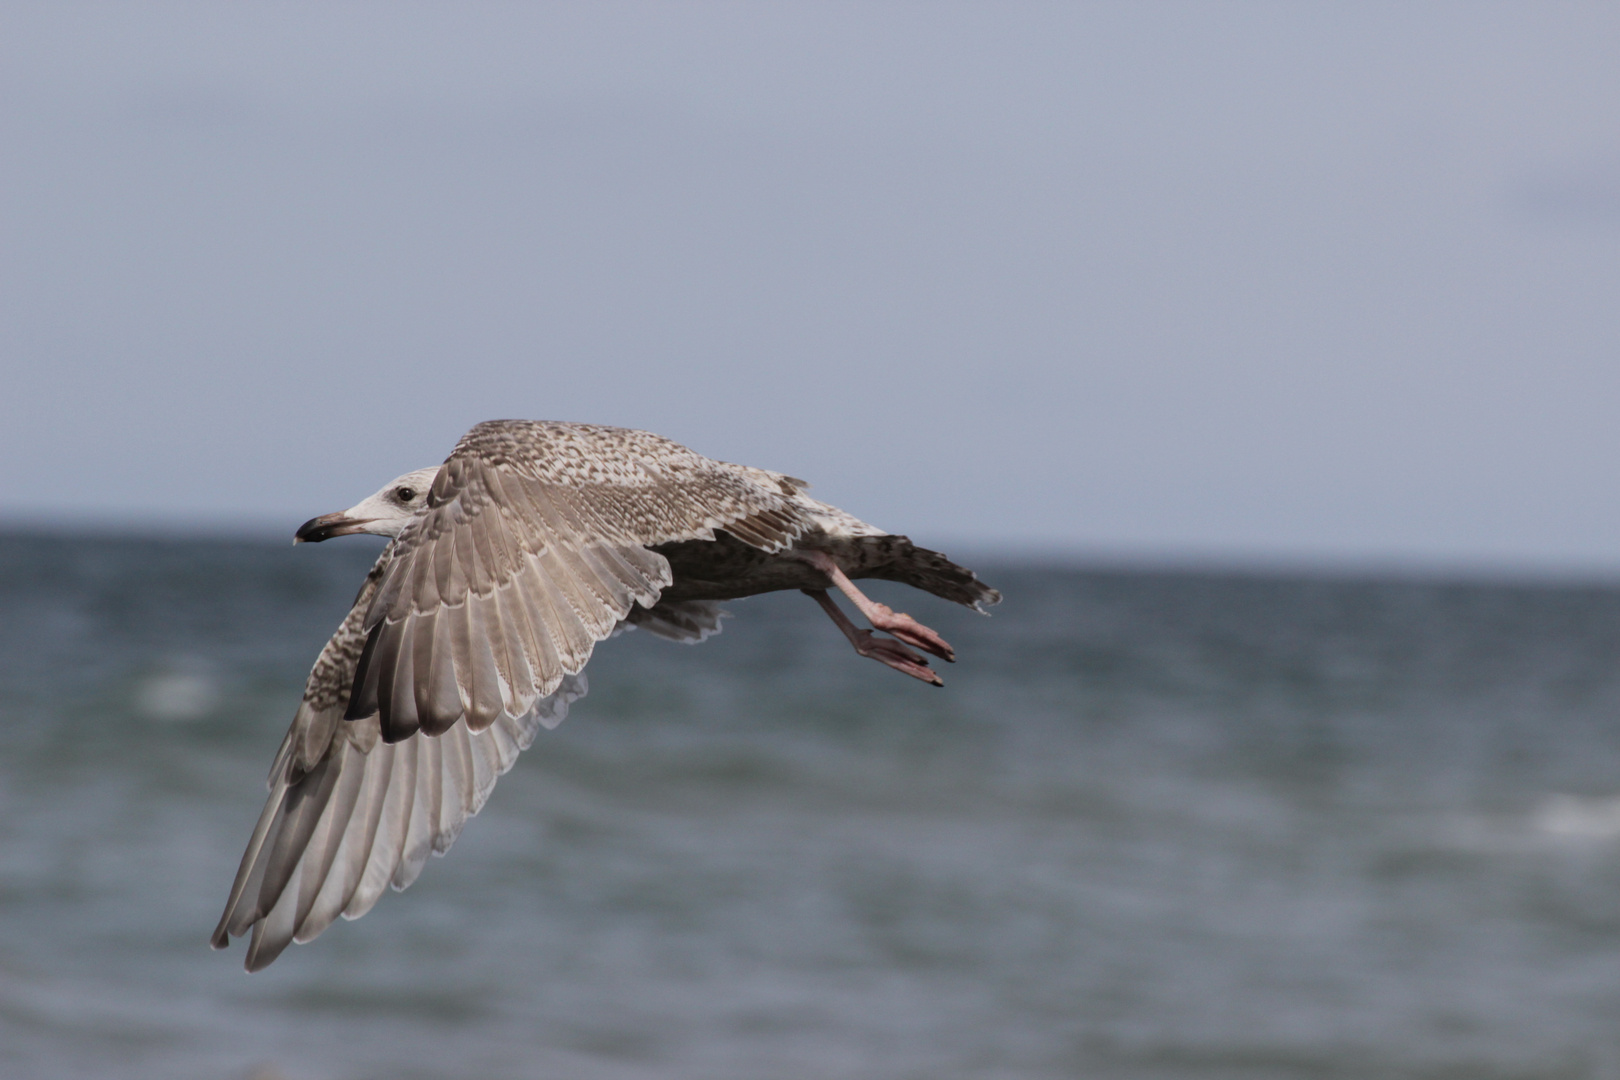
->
802;589;943;686
795;549;955;662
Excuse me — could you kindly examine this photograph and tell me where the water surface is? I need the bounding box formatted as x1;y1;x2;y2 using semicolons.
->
3;532;1620;1079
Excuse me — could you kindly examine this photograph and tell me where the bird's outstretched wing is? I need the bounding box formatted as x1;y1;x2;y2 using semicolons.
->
349;420;811;741
215;420;798;970
211;547;590;971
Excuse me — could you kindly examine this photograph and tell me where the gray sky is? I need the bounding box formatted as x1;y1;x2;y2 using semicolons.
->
4;2;1620;571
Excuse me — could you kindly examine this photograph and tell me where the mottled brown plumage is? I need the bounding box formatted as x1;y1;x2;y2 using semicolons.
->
213;420;998;970
351;422;816;743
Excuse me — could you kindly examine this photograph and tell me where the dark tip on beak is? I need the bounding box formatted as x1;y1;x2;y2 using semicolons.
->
294;512;373;544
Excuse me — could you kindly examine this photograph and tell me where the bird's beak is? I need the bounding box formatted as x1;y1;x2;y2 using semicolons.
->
294;512;376;544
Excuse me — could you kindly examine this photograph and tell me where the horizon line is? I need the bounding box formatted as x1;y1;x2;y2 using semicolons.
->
8;514;1620;588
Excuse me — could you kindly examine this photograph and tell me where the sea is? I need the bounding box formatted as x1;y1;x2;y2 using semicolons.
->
3;530;1620;1080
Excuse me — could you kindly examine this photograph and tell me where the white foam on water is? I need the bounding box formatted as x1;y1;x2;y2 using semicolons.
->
133;670;219;722
1533;793;1620;841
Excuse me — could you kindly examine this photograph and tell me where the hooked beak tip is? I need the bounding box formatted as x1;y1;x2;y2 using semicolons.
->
294;512;374;544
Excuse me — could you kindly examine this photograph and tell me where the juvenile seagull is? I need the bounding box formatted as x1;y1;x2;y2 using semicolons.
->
212;419;999;970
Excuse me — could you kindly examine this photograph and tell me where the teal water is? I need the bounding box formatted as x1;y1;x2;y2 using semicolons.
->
4;532;1620;1079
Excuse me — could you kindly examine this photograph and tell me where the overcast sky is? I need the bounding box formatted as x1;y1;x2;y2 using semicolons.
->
4;3;1620;571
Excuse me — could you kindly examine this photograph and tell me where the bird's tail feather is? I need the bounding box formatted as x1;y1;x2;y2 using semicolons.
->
866;538;1001;612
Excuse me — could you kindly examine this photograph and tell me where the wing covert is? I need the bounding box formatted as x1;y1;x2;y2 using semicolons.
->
349;422;812;741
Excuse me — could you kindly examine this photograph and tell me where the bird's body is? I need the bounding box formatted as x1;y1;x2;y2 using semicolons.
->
213;420;998;970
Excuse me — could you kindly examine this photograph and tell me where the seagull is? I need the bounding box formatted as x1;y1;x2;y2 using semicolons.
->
211;419;999;970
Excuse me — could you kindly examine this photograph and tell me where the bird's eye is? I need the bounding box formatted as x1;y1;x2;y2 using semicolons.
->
395;487;416;502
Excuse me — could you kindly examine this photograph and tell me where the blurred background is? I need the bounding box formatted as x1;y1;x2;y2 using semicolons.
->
4;3;1620;1078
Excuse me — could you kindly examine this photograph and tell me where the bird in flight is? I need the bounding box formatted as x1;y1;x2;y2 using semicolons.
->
212;420;999;970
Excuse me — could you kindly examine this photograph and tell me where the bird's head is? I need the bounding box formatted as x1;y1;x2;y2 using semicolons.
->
293;467;442;543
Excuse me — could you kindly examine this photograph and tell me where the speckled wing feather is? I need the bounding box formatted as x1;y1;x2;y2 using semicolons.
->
211;545;587;971
348;420;811;741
